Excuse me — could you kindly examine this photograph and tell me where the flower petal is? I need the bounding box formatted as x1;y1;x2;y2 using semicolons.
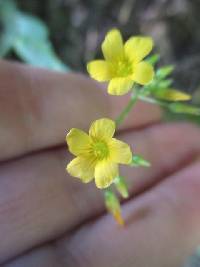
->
66;128;90;156
133;61;154;85
102;29;124;62
95;160;119;188
125;37;153;62
108;77;133;95
89;118;115;140
67;156;95;183
109;138;132;164
87;60;113;82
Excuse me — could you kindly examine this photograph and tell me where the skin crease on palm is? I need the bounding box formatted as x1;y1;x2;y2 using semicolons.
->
0;60;200;267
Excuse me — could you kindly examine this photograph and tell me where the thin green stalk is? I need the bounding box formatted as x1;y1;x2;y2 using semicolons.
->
115;87;140;127
139;95;169;108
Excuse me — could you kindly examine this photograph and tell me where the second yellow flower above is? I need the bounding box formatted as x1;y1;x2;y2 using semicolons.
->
87;29;154;96
66;118;132;189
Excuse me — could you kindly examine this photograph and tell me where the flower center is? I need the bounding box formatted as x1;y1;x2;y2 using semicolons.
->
92;141;109;160
116;60;133;77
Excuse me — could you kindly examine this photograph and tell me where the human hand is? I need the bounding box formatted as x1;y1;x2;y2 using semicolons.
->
0;60;200;267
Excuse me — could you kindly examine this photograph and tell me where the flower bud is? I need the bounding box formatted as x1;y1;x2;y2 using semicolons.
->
104;190;124;226
154;88;191;102
114;176;129;199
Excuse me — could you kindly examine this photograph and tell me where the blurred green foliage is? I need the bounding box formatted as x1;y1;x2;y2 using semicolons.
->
0;0;69;71
164;106;200;126
146;54;200;125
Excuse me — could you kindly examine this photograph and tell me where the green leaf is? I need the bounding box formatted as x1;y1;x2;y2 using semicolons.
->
0;0;17;57
14;12;48;40
14;35;68;71
13;12;69;71
130;155;151;167
0;0;17;18
0;1;69;71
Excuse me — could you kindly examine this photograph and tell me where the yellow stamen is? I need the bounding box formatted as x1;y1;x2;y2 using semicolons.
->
92;141;109;159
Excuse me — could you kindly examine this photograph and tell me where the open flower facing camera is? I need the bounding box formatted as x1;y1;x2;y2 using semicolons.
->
66;28;200;225
67;118;132;189
87;29;154;95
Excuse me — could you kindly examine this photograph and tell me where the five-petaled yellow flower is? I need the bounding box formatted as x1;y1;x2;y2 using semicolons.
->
87;28;154;96
66;118;132;189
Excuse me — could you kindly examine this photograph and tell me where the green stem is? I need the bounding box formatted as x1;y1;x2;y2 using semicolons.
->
139;95;169;108
115;87;140;127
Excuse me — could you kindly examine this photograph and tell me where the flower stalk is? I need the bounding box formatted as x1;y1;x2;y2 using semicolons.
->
65;28;200;226
115;87;140;127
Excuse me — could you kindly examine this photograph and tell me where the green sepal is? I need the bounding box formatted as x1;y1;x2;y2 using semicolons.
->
156;79;173;89
114;176;129;199
130;155;151;167
156;65;174;79
146;54;160;66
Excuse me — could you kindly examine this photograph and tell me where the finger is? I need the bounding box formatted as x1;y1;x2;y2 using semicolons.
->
121;122;200;195
60;160;200;267
0;123;199;263
0;60;161;160
3;244;62;267
5;160;200;267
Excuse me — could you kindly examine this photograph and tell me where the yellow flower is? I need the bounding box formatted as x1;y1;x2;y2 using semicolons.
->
87;28;154;96
66;118;132;189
